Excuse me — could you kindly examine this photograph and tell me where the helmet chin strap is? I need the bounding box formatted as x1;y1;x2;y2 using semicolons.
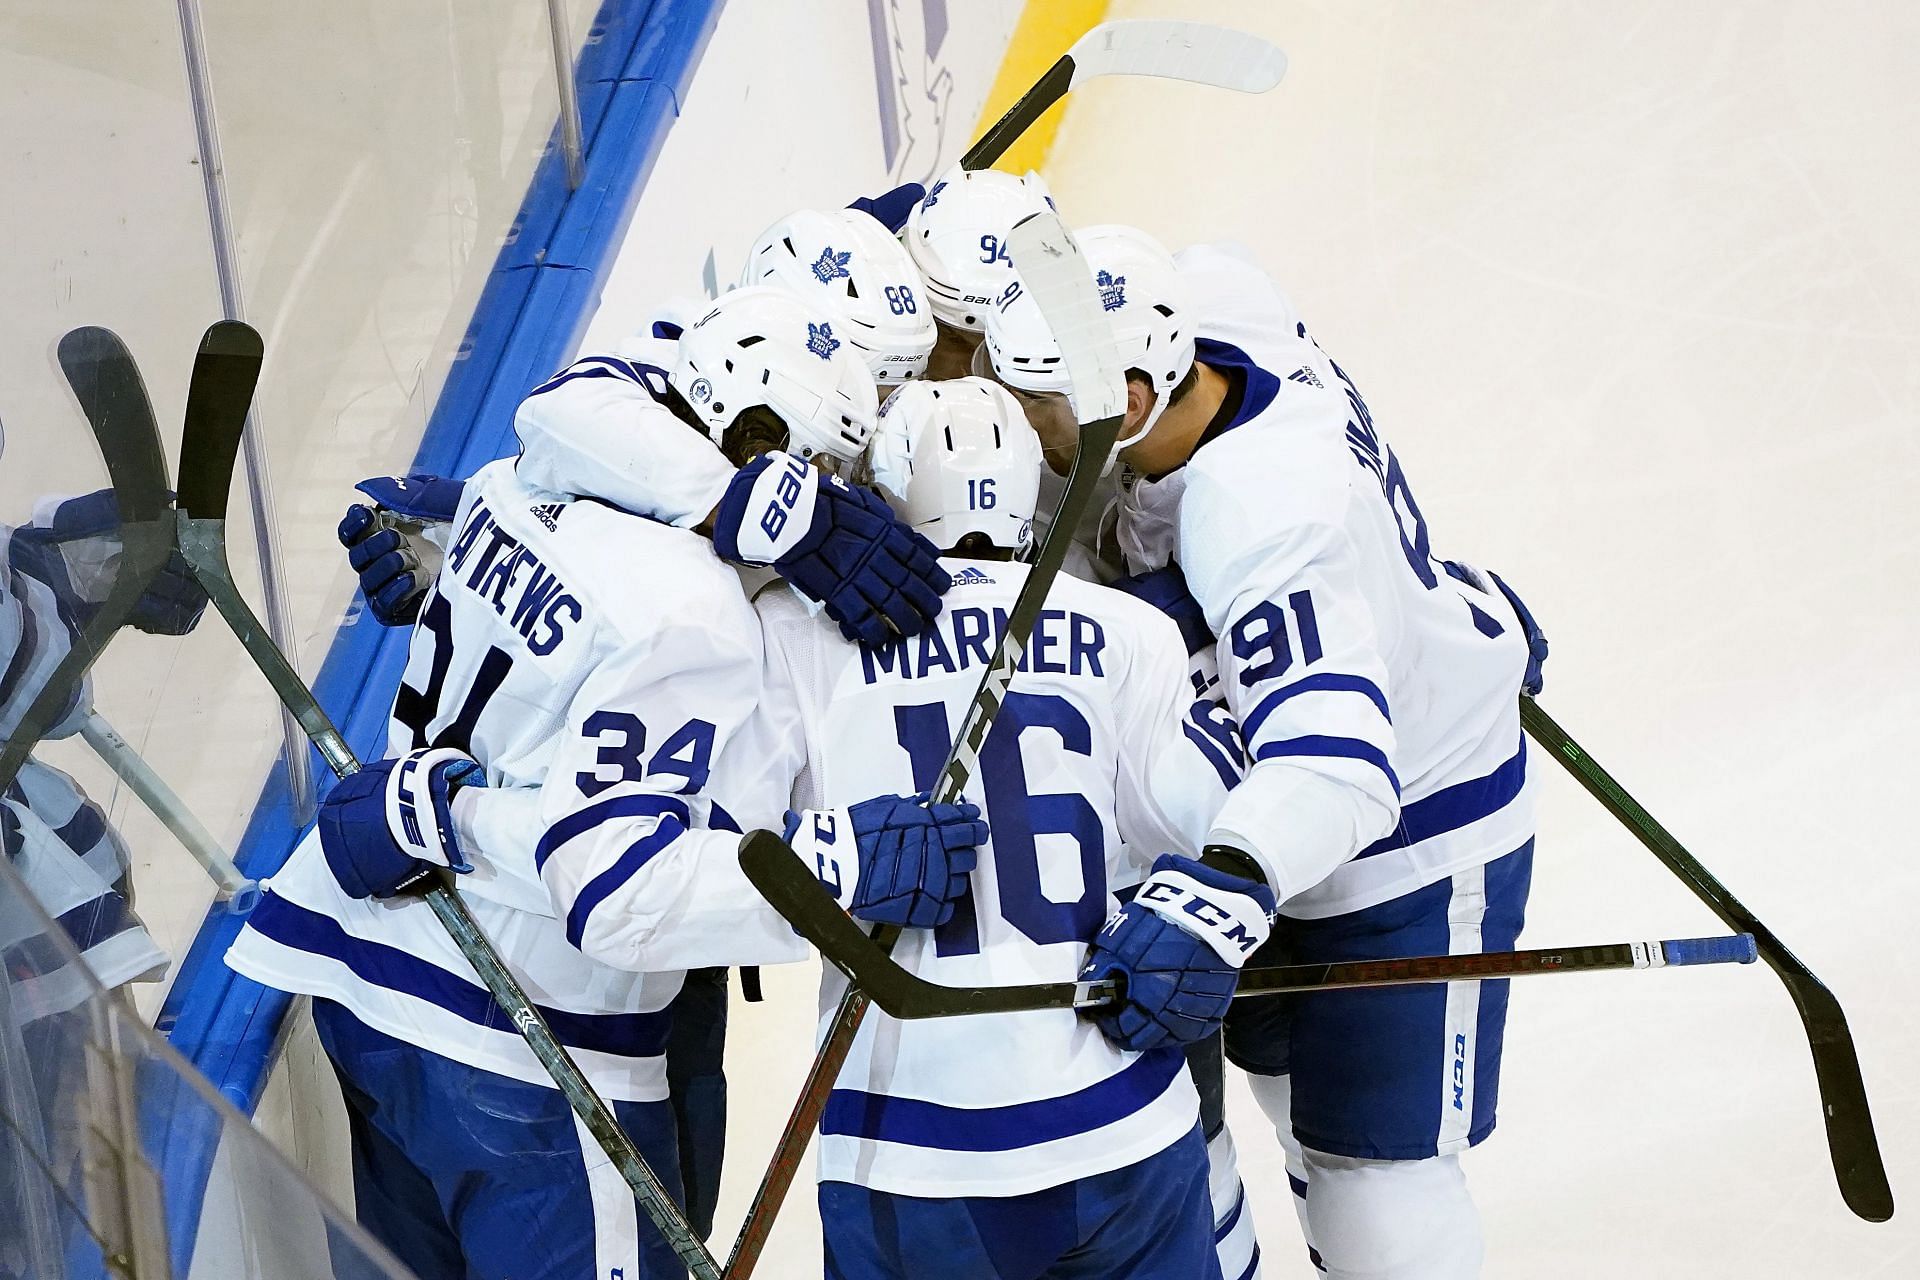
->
1101;381;1168;476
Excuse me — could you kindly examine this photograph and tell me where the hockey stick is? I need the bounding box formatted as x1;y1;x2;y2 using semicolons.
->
169;322;722;1277
962;19;1287;171
1520;696;1893;1223
0;329;177;794
738;829;1757;1016
79;710;255;906
723;211;1128;1279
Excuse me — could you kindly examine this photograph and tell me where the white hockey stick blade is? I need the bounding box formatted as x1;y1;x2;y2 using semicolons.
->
1068;20;1287;95
1005;211;1127;424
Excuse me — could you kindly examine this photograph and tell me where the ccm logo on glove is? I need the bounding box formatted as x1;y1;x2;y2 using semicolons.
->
1136;873;1268;961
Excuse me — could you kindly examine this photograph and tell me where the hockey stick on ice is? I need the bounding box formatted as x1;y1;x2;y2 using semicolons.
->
738;829;1756;1016
962;19;1287;171
169;322;722;1278
79;710;254;905
0;329;177;793
1520;696;1893;1223
723;211;1128;1279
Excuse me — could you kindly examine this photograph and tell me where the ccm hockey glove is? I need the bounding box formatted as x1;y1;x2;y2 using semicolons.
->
1079;853;1276;1053
786;792;986;930
713;450;950;647
318;747;482;899
338;474;465;626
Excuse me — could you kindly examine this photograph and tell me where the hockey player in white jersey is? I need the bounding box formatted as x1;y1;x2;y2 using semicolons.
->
977;228;1550;1280
227;288;987;1280
755;376;1263;1280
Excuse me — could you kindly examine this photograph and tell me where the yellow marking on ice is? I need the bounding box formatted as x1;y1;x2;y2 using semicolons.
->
972;0;1111;176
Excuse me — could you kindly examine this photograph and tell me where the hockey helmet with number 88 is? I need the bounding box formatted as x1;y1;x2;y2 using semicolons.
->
867;376;1042;555
741;208;936;385
670;285;879;463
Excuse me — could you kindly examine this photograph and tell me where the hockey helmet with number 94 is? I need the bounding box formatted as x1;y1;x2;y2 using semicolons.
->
867;377;1042;555
741;208;936;385
670;285;879;463
905;164;1057;332
978;223;1195;460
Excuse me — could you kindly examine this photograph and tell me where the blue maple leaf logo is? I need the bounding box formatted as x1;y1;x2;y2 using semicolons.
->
922;180;947;210
1096;269;1127;312
812;247;853;283
806;321;840;360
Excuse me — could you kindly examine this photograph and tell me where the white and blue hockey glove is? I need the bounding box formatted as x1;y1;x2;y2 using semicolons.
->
846;181;926;233
9;488;209;635
1079;854;1277;1053
317;747;483;899
338;474;466;626
785;792;986;930
712;450;951;647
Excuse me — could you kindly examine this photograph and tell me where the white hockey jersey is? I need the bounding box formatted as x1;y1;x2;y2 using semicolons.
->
1118;242;1536;919
756;557;1244;1197
226;458;801;1102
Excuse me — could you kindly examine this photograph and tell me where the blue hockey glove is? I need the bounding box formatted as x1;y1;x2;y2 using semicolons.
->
786;792;986;930
712;450;951;646
1079;854;1277;1053
1110;564;1215;657
338;474;465;626
846;182;926;234
9;488;208;635
1487;570;1548;696
318;747;483;899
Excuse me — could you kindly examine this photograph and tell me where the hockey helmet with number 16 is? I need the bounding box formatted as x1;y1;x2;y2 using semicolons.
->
670;285;879;463
867;377;1042;555
905;164;1057;332
741;208;936;385
978;223;1195;459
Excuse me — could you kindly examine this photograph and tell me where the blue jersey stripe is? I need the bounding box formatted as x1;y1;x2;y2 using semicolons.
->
247;892;671;1056
1253;735;1402;796
1214;1186;1246;1242
564;816;689;951
1355;739;1526;861
535;794;692;870
1241;672;1391;744
821;1045;1187;1152
1183;721;1243;790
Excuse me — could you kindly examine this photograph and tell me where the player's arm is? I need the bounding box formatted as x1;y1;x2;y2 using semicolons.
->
1181;464;1401;905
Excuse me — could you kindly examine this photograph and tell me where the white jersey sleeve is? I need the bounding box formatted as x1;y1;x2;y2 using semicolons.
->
512;341;733;530
1180;435;1401;903
532;595;805;973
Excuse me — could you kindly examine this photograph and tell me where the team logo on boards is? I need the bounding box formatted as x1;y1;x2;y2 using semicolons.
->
812;246;853;283
950;566;994;586
1287;366;1323;388
806;322;841;361
1096;269;1127;311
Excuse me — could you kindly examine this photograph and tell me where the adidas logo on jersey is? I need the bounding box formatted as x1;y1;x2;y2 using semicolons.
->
529;502;564;531
1287;366;1323;389
950;566;995;586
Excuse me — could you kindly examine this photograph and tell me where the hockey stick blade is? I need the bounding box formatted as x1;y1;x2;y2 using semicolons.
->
963;20;1285;170
170;330;722;1277
1521;696;1893;1222
741;832;1759;1017
1;330;175;790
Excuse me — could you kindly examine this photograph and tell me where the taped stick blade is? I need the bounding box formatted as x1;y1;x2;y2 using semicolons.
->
1067;20;1287;95
1005;211;1127;425
176;321;264;522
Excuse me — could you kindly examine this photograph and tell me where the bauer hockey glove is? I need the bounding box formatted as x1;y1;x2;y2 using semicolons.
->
846;181;926;234
339;474;465;626
712;450;951;647
9;488;209;635
318;747;483;899
785;792;986;930
1079;854;1276;1053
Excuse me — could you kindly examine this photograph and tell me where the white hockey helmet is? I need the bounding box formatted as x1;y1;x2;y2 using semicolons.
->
978;223;1196;456
741;208;936;385
904;164;1057;332
868;377;1041;554
670;285;879;462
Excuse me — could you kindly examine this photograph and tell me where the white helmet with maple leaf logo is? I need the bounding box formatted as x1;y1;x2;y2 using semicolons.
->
904;164;1057;332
